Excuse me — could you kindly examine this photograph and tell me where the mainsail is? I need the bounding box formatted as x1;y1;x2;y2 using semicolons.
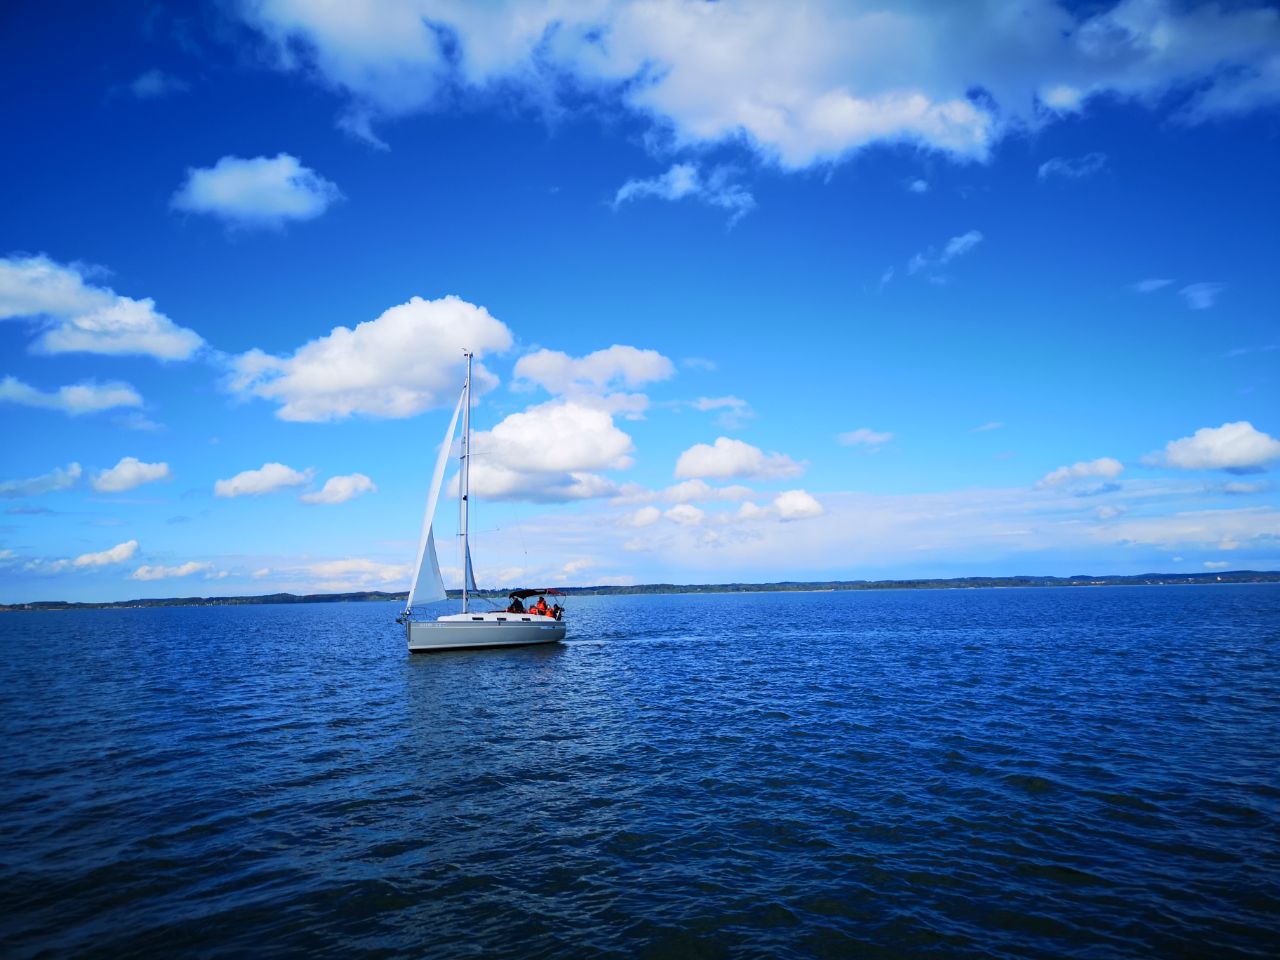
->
405;387;466;612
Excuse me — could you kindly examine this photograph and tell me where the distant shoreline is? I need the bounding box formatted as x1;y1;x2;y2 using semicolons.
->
3;570;1277;612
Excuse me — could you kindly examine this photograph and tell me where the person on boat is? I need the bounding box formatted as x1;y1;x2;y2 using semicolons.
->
551;603;564;621
507;596;525;613
534;595;549;617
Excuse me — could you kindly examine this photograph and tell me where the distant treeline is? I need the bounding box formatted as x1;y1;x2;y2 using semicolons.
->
3;570;1277;612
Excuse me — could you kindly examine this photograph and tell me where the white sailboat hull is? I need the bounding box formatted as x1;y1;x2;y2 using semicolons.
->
406;612;566;652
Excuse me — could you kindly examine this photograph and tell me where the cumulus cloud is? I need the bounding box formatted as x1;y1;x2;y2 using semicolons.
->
307;558;411;588
774;489;825;521
0;254;203;359
230;294;512;421
838;427;893;447
72;539;139;569
674;436;804;481
467;399;634;502
300;473;377;504
1037;152;1107;180
0;376;143;415
1179;282;1225;310
1149;421;1280;472
91;457;171;493
665;503;705;525
214;463;311;498
130;561;209;581
908;229;983;276
236;2;1280;168
662;479;755;504
624;506;662;527
171;154;343;229
613;163;756;224
0;462;82;498
1036;457;1124;488
515;345;674;395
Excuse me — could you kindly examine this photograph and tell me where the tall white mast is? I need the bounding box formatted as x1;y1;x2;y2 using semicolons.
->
460;350;472;614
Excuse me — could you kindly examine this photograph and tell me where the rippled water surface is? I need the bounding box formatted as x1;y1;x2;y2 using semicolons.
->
2;586;1278;958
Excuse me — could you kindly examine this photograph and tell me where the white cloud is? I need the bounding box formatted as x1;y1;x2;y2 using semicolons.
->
1222;481;1267;495
1132;278;1174;293
665;503;705;526
690;395;754;428
515;345;674;395
1095;504;1127;520
130;561;210;581
214;463;311;498
484;477;1280;585
0;376;144;416
908;229;983;275
0;254;203;359
92;457;171;493
74;539;139;569
692;396;747;414
300;473;377;504
838;427;893;447
1036;457;1124;488
306;558;411;587
662;479;755;504
131;69;188;99
1179;282;1225;310
237;2;1280;169
774;489;825;521
1150;421;1280;472
675;436;804;481
0;462;82;498
624;506;661;527
1037;152;1107;180
1203;560;1231;570
613;163;756;224
171;154;343;229
467;398;634;502
231;294;512;421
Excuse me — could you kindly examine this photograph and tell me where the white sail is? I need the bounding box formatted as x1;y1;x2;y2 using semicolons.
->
405;387;466;611
464;541;477;594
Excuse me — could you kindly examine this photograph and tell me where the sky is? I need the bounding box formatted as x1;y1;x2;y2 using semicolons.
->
2;0;1279;604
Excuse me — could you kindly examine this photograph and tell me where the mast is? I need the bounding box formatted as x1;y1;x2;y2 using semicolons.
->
460;350;472;614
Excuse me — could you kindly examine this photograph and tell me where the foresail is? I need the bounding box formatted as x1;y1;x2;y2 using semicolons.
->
464;541;477;594
406;387;466;611
411;529;446;605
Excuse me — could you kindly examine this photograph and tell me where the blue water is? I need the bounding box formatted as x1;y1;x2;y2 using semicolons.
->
1;586;1277;958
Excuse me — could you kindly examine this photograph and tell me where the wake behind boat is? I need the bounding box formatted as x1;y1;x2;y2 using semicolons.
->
399;352;567;653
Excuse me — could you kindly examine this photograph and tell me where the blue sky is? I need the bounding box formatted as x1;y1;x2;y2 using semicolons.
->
2;0;1278;603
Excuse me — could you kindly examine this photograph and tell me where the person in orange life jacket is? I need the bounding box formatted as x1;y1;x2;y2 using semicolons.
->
534;596;549;616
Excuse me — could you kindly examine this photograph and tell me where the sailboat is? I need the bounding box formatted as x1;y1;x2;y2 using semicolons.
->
400;351;567;652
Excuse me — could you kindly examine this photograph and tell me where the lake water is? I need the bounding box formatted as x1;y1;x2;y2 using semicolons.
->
1;585;1277;958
